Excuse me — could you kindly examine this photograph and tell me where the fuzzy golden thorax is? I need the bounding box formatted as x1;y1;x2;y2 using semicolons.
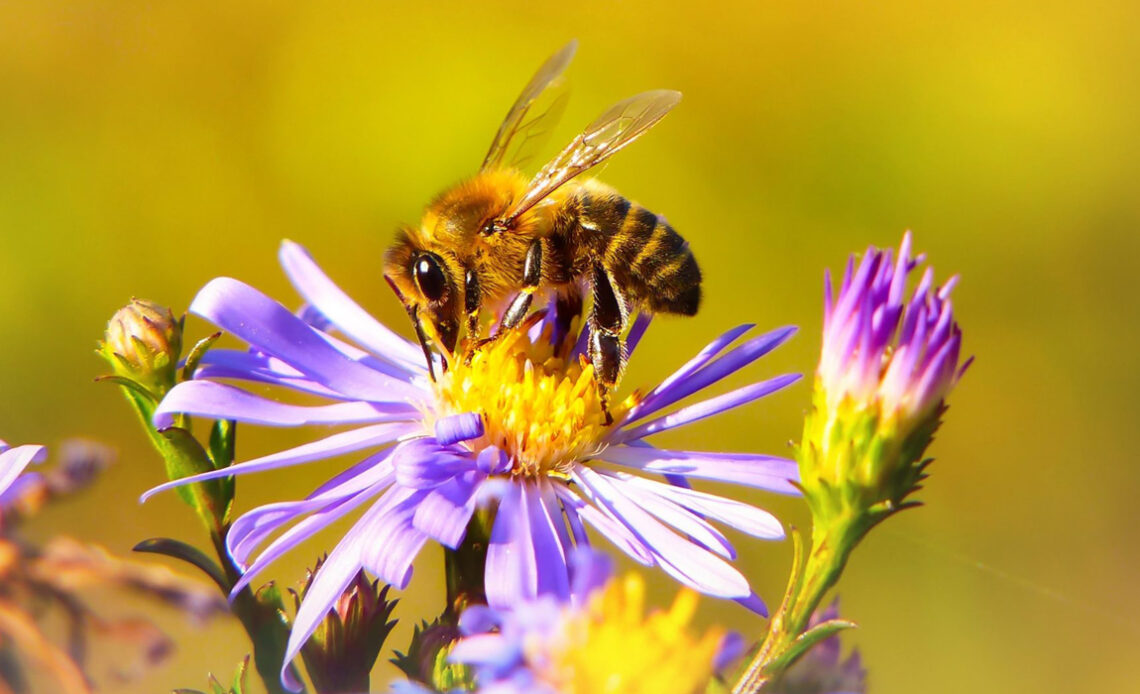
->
383;169;566;348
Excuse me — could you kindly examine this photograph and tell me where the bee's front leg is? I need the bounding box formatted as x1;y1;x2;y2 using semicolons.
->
499;237;543;332
588;264;626;425
467;238;544;362
463;268;482;343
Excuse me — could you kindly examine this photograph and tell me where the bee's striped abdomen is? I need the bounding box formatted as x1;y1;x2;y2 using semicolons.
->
578;189;702;316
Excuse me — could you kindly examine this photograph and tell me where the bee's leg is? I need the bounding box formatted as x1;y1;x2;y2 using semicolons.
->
499;237;544;333
463;268;482;341
552;287;583;356
588;264;626;425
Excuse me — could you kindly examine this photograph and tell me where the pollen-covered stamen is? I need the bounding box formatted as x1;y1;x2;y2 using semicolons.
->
432;324;634;478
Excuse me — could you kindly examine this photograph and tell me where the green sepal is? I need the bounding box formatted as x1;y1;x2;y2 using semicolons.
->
392;620;427;680
134;537;230;592
183;331;222;382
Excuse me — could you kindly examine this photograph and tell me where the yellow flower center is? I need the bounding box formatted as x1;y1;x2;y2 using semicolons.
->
536;573;724;694
432;324;634;478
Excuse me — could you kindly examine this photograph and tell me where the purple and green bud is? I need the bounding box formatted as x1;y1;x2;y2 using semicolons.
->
733;234;968;694
100;298;184;397
293;562;398;694
801;232;969;527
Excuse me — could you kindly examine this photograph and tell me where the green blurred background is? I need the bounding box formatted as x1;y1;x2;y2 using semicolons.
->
2;1;1138;691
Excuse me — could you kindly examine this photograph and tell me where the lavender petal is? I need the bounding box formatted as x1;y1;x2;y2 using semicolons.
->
486;482;533;607
0;444;47;496
628;325;796;422
618;373;802;443
233;489;378;595
413;473;481;548
281;533;365;691
278;240;427;371
189;277;422;401
140;422;417;502
153;380;418;429
598;446;800;495
572;466;751;598
619;472;786;540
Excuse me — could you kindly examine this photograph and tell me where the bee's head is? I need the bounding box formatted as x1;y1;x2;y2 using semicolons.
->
383;228;462;355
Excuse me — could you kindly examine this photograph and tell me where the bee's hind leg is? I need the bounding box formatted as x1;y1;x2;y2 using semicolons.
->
588;264;626;425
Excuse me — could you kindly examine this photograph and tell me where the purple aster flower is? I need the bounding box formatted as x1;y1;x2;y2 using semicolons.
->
0;440;48;513
447;548;735;694
143;241;800;688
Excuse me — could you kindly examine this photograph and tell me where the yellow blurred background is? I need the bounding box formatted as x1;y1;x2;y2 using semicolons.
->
1;1;1138;692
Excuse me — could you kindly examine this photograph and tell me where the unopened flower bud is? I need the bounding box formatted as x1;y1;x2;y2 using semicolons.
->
295;561;397;694
800;233;969;528
100;299;183;397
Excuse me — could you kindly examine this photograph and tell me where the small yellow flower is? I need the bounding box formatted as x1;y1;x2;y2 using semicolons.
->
535;573;723;694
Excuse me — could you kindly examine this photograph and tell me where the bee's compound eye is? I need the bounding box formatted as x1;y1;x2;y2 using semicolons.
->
413;253;448;302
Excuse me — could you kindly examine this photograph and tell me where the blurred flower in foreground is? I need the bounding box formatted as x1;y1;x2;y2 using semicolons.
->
801;232;970;528
0;440;226;694
144;241;801;688
447;549;731;694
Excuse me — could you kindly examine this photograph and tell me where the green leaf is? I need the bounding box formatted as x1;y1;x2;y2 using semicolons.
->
767;618;858;674
95;374;157;403
156;426;233;532
207;419;237;522
172;657;249;694
134;537;230;593
230;581;298;693
208;419;236;469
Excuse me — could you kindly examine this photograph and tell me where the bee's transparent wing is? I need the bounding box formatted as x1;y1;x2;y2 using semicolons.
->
481;40;577;172
502;89;682;224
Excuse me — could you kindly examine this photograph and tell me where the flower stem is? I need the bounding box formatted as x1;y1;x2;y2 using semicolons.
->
732;514;865;694
112;384;297;694
444;510;493;619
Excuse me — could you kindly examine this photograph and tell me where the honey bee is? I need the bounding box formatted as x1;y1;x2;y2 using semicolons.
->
384;41;701;400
